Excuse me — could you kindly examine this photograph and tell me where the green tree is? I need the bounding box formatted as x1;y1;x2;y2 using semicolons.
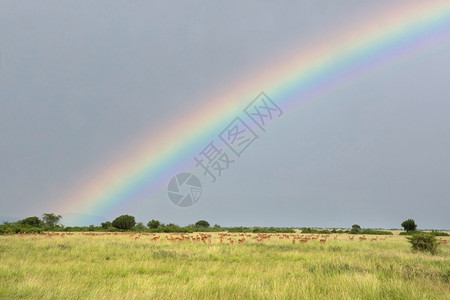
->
147;219;161;229
112;215;136;230
134;222;146;232
351;224;361;234
195;220;210;228
19;216;43;227
401;219;417;232
42;213;62;227
101;221;112;229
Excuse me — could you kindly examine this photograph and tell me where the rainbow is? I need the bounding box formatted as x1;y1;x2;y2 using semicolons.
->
56;2;450;224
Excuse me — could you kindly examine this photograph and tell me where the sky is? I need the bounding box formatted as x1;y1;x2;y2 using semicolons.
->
0;1;449;229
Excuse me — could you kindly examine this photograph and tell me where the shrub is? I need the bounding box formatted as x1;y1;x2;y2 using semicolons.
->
401;219;417;232
408;232;439;254
400;230;420;235
112;215;136;230
431;230;449;236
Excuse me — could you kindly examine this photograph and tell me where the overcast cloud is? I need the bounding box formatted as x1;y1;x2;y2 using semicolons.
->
1;1;449;229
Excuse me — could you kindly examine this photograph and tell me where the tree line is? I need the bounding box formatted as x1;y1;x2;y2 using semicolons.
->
1;214;448;237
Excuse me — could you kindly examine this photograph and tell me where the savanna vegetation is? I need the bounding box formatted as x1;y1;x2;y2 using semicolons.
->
0;215;448;299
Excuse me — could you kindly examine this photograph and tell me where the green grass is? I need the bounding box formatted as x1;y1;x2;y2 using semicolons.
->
0;233;448;299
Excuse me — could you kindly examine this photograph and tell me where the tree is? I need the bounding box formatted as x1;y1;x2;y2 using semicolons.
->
134;222;146;232
112;215;136;230
401;219;417;232
101;221;112;229
19;216;43;227
195;220;210;228
147;219;161;229
42;213;62;227
351;224;361;234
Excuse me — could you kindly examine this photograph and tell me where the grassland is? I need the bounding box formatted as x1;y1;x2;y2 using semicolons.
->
0;232;448;299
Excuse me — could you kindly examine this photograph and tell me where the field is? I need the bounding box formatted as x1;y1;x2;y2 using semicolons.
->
0;232;449;299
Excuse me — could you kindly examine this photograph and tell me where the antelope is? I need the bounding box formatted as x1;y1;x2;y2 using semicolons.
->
349;236;354;241
229;239;234;246
151;236;160;243
319;239;327;244
359;236;367;241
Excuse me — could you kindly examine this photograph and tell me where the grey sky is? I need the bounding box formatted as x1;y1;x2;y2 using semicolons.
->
1;1;449;229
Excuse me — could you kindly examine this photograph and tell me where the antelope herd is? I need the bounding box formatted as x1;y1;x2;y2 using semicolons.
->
3;231;449;246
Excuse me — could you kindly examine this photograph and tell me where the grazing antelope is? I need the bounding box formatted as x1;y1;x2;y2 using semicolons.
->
359;236;367;241
319;239;327;244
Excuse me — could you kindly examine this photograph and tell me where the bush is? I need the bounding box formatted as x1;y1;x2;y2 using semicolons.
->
112;215;136;230
401;219;417;232
357;229;393;235
408;232;440;254
0;224;43;234
400;230;420;235
431;230;449;236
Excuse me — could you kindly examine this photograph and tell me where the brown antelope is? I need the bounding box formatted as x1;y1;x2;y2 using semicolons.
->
229;239;234;246
359;236;367;241
349;236;354;241
151;236;160;243
319;239;327;244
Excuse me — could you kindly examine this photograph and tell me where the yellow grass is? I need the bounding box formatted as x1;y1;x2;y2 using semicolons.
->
0;232;449;299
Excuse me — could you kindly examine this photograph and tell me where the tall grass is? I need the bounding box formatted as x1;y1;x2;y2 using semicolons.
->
0;233;448;299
